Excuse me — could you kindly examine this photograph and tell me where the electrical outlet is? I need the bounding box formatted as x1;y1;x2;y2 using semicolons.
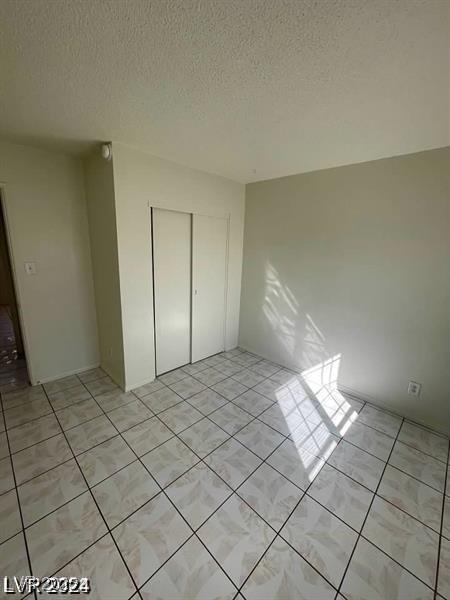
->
408;381;421;397
24;261;37;275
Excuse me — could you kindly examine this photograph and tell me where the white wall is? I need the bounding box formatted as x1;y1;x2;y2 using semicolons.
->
111;143;245;391
84;153;125;387
240;147;450;435
0;140;99;384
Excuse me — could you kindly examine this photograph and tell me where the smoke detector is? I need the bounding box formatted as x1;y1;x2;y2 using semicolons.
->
101;143;112;161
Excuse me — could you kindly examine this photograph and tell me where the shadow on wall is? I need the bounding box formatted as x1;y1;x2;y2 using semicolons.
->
260;261;364;480
263;261;333;371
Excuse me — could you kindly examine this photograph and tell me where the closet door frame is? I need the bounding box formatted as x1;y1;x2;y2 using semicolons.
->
191;213;229;363
151;207;193;376
150;204;230;374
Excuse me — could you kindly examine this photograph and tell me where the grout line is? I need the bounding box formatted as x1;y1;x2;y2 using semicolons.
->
1;350;448;599
77;370;242;597
1;455;75;496
233;452;340;594
433;439;450;600
4;382;344;589
348;533;437;596
0;368;107;413
37;384;144;600
6;428;62;458
133;426;292;593
0;369;424;500
323;459;443;536
1;394;48;413
346;388;450;443
2;384;443;506
141;376;349;595
384;461;446;496
3;407;55;432
1;487;89;545
319;457;445;531
133;532;198;594
0;372;435;496
353;412;449;465
136;487;240;596
70;358;292;595
334;418;406;597
0;399;37;600
14;367;440;500
392;438;449;466
7;404;157;487
193;531;241;597
43;378;89;396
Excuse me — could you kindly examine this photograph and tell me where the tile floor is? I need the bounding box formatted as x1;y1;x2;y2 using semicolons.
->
0;348;449;599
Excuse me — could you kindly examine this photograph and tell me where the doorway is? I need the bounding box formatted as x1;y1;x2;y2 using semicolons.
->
0;193;29;393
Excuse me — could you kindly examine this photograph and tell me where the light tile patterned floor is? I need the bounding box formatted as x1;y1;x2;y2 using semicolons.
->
0;348;449;599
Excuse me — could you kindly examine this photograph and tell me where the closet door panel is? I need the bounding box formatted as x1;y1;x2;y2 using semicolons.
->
192;214;228;362
153;208;191;375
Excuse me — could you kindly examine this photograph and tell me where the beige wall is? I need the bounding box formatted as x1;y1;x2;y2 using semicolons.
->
0;140;99;383
111;143;245;391
84;153;125;387
241;147;450;434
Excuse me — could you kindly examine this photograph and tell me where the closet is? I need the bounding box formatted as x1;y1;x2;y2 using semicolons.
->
152;208;228;376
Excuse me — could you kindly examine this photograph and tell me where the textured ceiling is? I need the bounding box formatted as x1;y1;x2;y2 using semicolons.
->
0;0;448;182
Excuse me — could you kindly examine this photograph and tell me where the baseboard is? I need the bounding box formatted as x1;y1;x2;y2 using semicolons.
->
124;376;155;393
33;363;101;386
238;343;302;374
97;364;125;391
338;384;401;417
338;383;450;438
239;343;450;438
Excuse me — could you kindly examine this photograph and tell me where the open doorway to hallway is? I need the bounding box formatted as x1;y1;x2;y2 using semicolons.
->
0;193;29;393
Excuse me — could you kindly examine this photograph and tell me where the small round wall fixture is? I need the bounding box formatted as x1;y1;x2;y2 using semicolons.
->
101;143;112;161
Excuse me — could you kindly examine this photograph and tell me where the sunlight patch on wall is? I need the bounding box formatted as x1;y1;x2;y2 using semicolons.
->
262;261;332;370
260;262;361;482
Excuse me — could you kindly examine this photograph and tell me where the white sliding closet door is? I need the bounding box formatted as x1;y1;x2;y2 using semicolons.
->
152;208;191;375
192;214;228;362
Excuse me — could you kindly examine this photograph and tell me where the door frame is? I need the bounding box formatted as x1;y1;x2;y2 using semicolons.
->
151;206;193;376
0;185;34;384
191;213;229;363
150;204;230;372
190;210;230;362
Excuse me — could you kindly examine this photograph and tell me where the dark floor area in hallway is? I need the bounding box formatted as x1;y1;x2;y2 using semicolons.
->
0;305;28;395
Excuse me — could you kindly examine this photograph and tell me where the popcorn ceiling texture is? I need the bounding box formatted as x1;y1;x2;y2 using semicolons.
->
0;0;448;182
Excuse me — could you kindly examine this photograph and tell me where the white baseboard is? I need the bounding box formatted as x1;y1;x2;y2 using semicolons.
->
124;376;155;393
34;362;129;392
338;383;400;416
33;363;101;386
338;383;450;438
98;364;125;390
238;343;450;438
238;343;302;373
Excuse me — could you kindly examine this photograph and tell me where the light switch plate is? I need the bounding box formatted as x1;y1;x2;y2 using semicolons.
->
407;381;421;397
24;261;37;275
